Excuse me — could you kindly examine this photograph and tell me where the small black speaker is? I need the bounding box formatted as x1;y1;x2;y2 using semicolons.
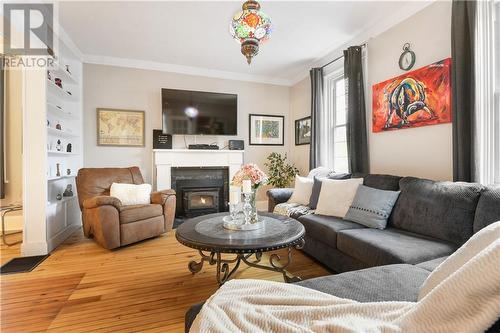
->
153;129;172;149
228;140;244;150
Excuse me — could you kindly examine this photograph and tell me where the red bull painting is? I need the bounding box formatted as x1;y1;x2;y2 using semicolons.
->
372;58;452;133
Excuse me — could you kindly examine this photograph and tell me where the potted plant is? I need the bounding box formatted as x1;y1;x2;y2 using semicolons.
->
264;152;299;188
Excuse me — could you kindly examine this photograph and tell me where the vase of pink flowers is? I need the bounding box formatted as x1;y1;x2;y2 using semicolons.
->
232;163;268;223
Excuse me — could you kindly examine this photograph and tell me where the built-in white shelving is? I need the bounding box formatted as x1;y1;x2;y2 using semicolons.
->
44;38;83;253
47;174;77;182
47;103;77;119
47;150;79;156
47;79;77;101
47;196;78;207
47;127;79;138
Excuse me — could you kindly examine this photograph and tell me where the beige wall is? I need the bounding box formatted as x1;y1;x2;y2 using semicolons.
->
367;1;452;180
289;77;311;176
83;64;291;199
289;1;453;181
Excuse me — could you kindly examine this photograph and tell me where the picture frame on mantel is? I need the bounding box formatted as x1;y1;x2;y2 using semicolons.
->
248;114;284;146
97;108;145;147
295;116;311;145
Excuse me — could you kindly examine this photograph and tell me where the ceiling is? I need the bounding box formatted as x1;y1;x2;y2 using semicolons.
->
59;1;431;85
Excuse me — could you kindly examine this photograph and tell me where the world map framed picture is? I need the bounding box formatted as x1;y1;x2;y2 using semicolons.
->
97;108;145;147
249;114;284;146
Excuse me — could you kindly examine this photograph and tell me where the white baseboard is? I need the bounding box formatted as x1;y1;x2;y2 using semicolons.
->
47;224;80;252
21;242;49;256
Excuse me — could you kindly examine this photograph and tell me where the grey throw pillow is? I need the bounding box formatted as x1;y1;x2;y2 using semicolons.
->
344;185;401;229
308;173;351;209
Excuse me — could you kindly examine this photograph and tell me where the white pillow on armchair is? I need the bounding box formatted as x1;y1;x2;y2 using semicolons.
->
110;183;152;206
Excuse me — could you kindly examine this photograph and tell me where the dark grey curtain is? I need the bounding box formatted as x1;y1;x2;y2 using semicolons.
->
344;46;369;174
452;0;476;182
309;67;324;170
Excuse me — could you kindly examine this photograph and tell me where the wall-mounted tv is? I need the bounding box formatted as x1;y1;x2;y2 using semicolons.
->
162;88;237;135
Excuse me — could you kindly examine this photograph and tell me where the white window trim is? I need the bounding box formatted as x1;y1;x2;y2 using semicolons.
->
324;67;347;172
475;0;499;185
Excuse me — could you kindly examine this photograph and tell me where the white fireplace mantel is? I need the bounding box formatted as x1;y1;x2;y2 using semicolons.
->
153;149;244;190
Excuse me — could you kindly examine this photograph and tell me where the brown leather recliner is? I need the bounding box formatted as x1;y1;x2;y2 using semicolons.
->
76;167;176;249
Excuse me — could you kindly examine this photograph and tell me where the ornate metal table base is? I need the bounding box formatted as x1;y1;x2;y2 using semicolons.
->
188;239;305;286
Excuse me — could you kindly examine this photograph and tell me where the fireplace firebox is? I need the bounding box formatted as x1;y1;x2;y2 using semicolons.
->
171;167;229;218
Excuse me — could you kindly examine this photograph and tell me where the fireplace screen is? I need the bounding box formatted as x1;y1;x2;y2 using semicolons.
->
190;194;215;209
184;188;219;213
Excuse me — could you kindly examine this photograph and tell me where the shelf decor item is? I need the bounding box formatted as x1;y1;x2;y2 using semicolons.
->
231;163;268;226
249;114;284;146
229;0;272;64
56;140;62;151
63;185;74;197
66;143;72;153
56;163;61;177
97;108;145;147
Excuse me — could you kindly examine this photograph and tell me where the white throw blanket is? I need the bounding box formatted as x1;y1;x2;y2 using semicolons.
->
191;222;500;333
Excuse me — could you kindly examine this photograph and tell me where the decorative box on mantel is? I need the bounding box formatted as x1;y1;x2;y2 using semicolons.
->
153;149;244;191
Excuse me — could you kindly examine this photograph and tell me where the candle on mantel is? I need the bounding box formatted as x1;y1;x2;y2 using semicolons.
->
229;189;240;204
242;179;252;194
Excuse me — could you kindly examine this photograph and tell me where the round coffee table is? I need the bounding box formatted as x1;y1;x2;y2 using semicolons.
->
175;212;305;285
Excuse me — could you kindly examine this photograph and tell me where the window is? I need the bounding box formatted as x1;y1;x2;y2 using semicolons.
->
475;0;500;184
324;69;348;173
494;1;500;184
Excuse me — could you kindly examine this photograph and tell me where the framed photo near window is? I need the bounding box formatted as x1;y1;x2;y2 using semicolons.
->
97;108;145;147
295;116;311;145
248;114;284;146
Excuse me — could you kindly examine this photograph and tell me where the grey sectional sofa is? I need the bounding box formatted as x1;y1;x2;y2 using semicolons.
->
267;174;500;273
185;175;500;332
185;256;499;332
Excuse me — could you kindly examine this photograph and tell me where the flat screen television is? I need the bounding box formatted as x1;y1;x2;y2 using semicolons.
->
162;88;237;135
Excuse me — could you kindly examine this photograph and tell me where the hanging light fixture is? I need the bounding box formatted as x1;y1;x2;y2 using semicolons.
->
229;0;272;65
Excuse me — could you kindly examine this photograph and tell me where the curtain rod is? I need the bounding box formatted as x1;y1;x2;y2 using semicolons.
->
319;43;367;69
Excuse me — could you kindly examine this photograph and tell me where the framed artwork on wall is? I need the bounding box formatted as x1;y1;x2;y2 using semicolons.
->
372;58;452;133
97;108;145;147
248;114;284;146
295;116;311;145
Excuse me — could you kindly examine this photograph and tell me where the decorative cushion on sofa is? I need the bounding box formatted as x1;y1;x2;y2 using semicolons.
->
273;202;314;219
309;173;352;209
297;214;365;248
337;228;456;267
315;178;363;217
389;177;483;245
363;174;402;191
287;175;314;205
110;182;152;206
344;185;400;229
473;185;500;233
307;167;334;178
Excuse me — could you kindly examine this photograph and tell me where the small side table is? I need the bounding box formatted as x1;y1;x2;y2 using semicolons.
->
1;204;23;246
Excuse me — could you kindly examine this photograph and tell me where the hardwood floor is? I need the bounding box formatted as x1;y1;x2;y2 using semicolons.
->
1;229;330;332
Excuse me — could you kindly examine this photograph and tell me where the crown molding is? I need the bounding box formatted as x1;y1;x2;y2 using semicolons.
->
82;54;294;86
289;0;436;86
